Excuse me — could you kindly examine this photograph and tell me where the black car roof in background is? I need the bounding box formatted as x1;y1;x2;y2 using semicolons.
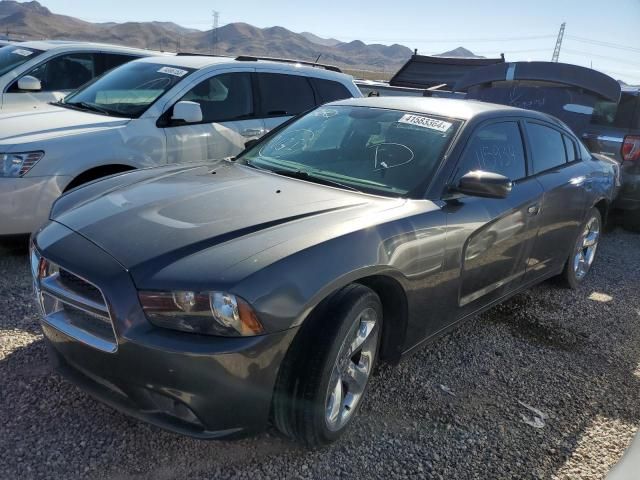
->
454;61;622;103
329;97;566;125
389;54;505;90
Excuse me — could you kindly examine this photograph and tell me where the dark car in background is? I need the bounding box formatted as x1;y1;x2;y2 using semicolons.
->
31;98;616;446
583;86;640;231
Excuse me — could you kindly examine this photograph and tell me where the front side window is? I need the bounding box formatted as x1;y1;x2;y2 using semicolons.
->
528;123;567;174
0;45;44;77
454;122;527;182
180;72;253;123
62;61;195;118
240;105;462;197
257;73;316;117
19;53;95;92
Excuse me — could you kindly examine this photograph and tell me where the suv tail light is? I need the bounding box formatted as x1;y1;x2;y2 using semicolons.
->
622;135;640;162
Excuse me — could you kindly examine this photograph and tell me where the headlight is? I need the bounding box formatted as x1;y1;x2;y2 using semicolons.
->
0;151;44;177
138;290;264;336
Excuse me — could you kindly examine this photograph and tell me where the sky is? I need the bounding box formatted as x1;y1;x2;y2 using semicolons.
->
25;0;640;84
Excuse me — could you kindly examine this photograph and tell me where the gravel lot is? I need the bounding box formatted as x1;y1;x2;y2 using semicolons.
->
1;228;639;480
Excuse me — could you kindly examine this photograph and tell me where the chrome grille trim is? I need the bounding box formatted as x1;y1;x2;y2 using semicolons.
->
32;248;118;354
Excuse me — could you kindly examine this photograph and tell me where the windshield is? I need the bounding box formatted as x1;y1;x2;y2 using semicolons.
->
239;105;461;197
0;45;44;77
62;61;195;118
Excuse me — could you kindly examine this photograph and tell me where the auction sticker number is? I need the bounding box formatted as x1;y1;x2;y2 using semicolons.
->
158;66;188;77
398;114;452;132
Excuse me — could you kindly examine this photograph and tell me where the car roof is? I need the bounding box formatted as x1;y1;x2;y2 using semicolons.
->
13;40;164;56
134;55;354;81
328;96;566;124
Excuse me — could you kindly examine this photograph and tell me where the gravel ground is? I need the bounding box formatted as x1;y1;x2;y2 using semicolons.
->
1;229;639;480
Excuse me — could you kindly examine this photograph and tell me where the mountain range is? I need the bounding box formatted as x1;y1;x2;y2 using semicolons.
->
0;1;479;71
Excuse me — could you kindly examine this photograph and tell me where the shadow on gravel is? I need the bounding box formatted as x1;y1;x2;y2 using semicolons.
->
0;230;639;479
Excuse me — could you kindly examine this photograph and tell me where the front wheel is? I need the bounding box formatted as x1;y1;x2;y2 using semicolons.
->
560;207;602;289
273;284;382;446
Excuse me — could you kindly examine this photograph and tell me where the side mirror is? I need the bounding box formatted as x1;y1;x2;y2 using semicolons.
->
17;75;42;92
455;170;513;199
171;101;203;124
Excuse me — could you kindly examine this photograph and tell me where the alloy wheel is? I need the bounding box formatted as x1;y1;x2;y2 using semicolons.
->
324;307;379;432
573;214;600;280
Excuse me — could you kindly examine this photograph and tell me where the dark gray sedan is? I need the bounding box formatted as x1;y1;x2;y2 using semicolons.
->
31;97;617;446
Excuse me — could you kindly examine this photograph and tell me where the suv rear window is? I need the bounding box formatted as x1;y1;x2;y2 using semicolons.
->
591;93;639;129
311;78;352;104
257;73;316;117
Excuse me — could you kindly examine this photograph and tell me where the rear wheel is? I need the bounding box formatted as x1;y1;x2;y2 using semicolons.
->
273;284;382;446
560;207;602;289
622;210;640;233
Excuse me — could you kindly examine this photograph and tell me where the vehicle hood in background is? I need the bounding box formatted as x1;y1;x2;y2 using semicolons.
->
0;107;130;147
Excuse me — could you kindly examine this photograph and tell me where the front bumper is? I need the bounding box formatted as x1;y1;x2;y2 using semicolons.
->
0;175;70;236
34;221;298;438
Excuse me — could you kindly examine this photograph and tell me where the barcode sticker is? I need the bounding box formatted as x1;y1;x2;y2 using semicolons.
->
12;49;34;57
398;114;452;132
158;66;188;77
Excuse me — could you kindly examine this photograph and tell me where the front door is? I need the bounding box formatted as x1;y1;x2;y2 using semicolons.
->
3;53;97;112
444;120;544;320
164;69;265;164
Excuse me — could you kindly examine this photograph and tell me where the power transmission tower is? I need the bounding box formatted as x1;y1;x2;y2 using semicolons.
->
551;22;566;62
211;10;220;55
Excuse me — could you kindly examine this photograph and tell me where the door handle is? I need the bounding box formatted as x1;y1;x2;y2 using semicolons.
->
527;204;540;216
241;128;266;138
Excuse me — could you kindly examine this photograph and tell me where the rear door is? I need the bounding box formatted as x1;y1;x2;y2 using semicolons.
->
443;119;544;319
255;71;317;133
523;122;589;282
163;68;265;164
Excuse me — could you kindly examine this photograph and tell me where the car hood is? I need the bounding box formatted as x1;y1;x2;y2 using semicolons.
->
0;106;129;146
53;162;405;283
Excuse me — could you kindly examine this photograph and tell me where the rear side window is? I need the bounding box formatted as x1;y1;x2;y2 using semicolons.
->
180;72;253;123
527;123;567;173
455;121;527;181
257;73;315;117
563;135;577;163
591;94;639;129
311;78;352;104
98;53;138;75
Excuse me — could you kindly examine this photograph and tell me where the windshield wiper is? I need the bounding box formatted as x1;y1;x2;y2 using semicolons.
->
271;168;362;192
56;100;128;118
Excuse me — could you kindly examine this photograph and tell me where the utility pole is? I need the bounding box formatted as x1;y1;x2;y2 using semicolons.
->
551;22;566;63
211;10;220;55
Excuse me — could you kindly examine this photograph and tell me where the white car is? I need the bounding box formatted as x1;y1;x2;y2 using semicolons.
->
0;55;361;236
0;40;159;113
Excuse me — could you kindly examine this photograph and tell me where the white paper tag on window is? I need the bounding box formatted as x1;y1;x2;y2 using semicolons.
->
12;49;34;57
157;66;188;77
398;114;452;132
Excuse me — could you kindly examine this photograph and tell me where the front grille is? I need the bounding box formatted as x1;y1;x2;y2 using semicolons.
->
33;252;117;353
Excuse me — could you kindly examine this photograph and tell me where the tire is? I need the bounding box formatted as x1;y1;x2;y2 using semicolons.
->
273;284;383;446
559;207;602;289
622;210;640;233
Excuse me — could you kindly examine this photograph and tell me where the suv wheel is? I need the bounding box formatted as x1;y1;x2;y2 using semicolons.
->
273;284;382;446
560;207;601;289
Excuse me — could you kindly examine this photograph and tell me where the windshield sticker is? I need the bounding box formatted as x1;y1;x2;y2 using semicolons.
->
157;66;188;77
12;49;34;57
398;114;452;132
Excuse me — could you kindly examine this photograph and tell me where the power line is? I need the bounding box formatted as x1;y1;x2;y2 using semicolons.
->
566;35;640;53
563;49;640;68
